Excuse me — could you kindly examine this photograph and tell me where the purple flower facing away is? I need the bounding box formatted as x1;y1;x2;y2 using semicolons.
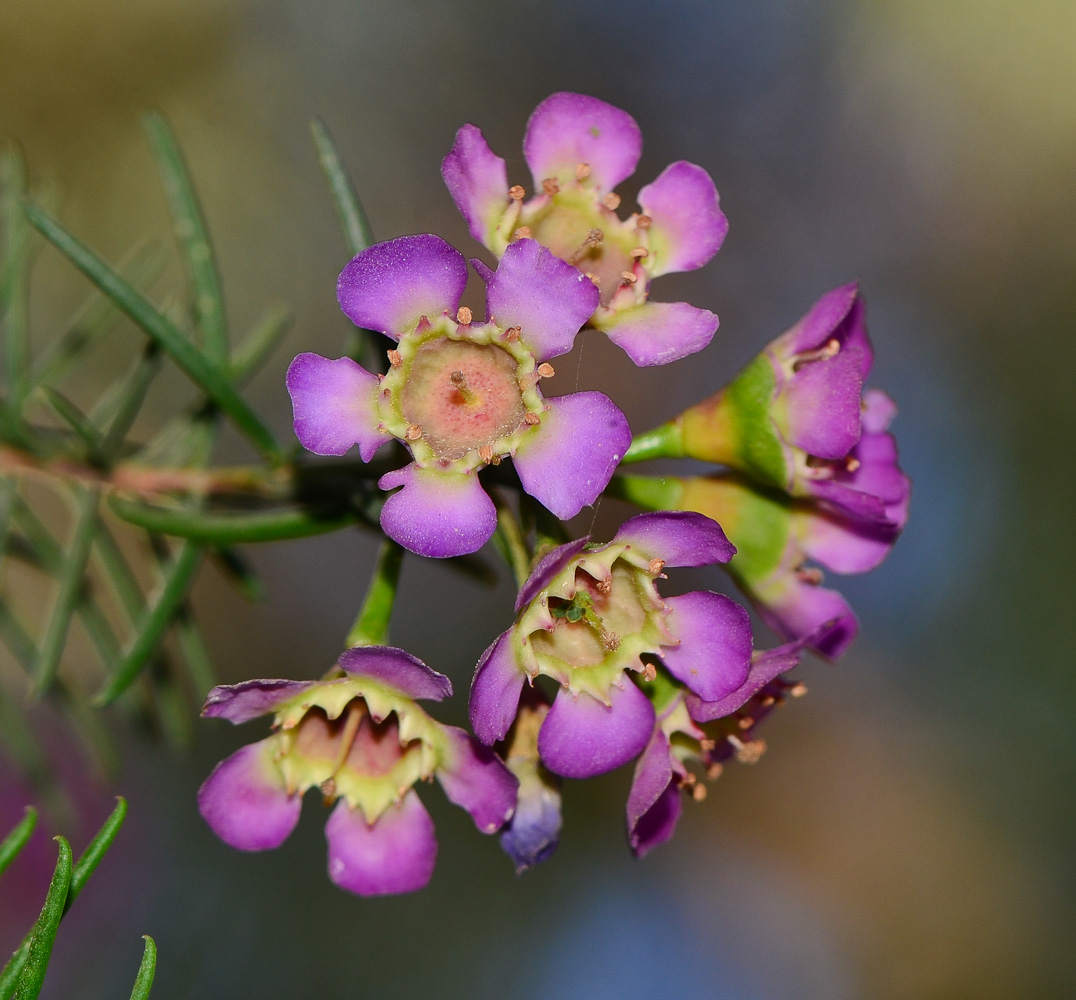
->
287;234;631;559
197;646;517;897
469;511;756;782
669;283;909;530
627;636;811;857
442;92;728;366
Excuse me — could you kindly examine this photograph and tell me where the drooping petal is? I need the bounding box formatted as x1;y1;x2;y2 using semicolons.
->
661;591;753;701
469;630;526;745
485;239;598;361
538;682;655;779
627;728;682;857
514;537;590;613
499;761;562;873
441;124;509;247
337;235;467;337
781;282;859;356
523;92;642;192
202;679;316;724
378;464;497;558
755;576;859;660
686;638;808;722
338;645;452;702
513;391;631;519
595;300;718;367
436;726;518;833
286;354;389;460
197;739;300;851
638;161;728;276
796;507;899;575
612;510;735;567
325;791;437;896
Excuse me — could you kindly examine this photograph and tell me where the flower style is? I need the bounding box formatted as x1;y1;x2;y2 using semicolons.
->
197;645;517;896
469;511;755;780
442;92;727;366
287;234;631;559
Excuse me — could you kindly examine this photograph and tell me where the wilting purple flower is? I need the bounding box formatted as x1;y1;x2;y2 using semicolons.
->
287;234;631;558
197;646;517;897
628;637;810;856
469;511;755;780
442;92;727;366
659;283;909;530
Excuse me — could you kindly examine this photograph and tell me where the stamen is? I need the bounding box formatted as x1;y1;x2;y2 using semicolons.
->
449;370;478;405
542;177;559;196
727;735;766;764
509;184;526;201
793;338;841;370
601;192;621;210
387;349;402;367
513;226;532;241
568;229;604;265
536;363;555;379
631;246;649;259
502;326;521;342
797;567;824;585
648;558;665;576
699;738;717;752
620;271;638;285
478;445;494;463
584;272;601;286
523;412;541;426
635;214;652;230
642;662;657;682
405;424;422;441
706;763;724;781
319;777;337;803
737;716;754;730
595;577;612;595
845;457;861;473
576;162;591;181
691;783;708;802
788;682;808;698
456;306;473;325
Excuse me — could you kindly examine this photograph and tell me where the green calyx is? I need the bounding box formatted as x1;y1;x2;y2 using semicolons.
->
268;673;446;825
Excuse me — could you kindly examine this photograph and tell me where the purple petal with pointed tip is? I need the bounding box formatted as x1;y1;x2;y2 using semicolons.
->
485;239;598;362
598;300;718;367
441;124;509;246
661;591;753;700
337;235;467;337
198;739;300;851
515;537;590;613
378;464;497;558
286;354;389;459
638;161;727;276
325;792;437;896
686;639;808;722
469;630;526;745
627;728;682;857
783;282;859;356
202;679;316;724
437;726;518;833
514;391;630;519
612;510;735;567
538;682;655;779
523;92;642;192
338;645;452;702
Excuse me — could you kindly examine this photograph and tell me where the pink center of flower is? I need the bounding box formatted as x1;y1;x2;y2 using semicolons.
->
293;700;415;778
400;339;526;461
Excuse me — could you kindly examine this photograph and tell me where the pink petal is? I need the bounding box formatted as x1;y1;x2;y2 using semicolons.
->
627;728;682;857
337;235;467;337
538;682;655;779
513;391;631;519
378;464;497;558
436;726;518;833
202;679;316;724
441;124;509;247
661;591;753;701
338;645;452;702
286;353;389;459
485;239;598;362
597;300;718;367
638;161;728;276
523;92;642;193
325;792;437;896
469;630;526;745
612;510;735;567
197;739;300;851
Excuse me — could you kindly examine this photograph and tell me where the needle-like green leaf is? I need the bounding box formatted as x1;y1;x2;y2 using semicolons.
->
128;936;156;1000
310;118;374;256
1;148;30;410
144;112;228;364
231;304;291;384
67;797;127;910
24;203;281;463
0;809;37;878
8;836;71;1000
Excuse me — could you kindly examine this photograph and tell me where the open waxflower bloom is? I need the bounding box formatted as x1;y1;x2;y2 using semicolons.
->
197;646;517;896
442;92;727;366
633;283;909;530
469;511;755;781
287;234;631;558
629;636;808;856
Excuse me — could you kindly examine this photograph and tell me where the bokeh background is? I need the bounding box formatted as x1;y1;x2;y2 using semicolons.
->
2;0;1075;997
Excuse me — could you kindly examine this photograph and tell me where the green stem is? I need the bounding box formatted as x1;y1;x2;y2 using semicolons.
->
344;539;404;647
492;496;531;589
621;419;685;464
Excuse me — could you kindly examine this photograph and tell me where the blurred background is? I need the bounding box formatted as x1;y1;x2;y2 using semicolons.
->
2;0;1075;996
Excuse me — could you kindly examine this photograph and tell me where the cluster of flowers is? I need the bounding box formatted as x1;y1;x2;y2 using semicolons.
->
199;94;909;893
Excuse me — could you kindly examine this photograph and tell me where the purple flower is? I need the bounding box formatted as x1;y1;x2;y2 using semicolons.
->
197;646;517;897
660;284;906;530
469;511;754;780
287;234;631;559
442;92;727;366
